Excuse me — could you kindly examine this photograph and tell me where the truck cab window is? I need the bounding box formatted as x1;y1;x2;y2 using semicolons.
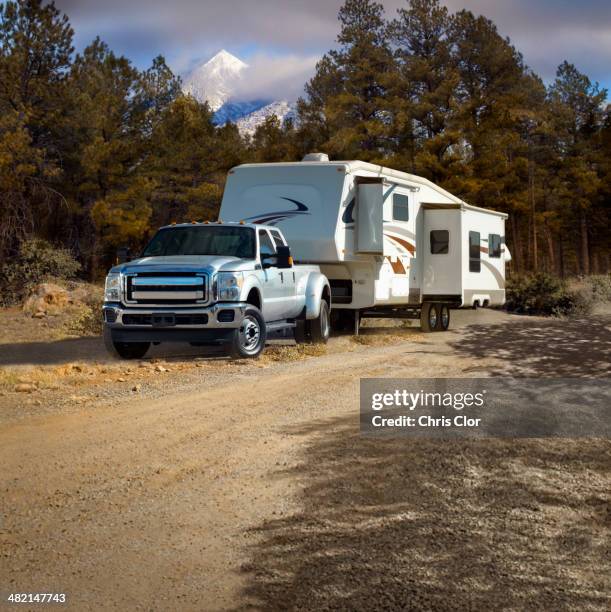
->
430;230;449;254
270;230;285;248
393;194;409;222
259;230;276;259
489;234;501;258
469;231;481;272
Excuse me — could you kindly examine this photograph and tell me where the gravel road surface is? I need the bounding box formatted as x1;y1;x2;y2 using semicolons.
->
1;309;610;611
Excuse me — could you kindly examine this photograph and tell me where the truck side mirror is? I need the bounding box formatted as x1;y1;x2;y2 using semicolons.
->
261;254;278;269
116;246;131;264
276;245;293;269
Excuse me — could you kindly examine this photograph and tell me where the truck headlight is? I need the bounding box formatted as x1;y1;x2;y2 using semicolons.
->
216;272;243;301
104;273;122;302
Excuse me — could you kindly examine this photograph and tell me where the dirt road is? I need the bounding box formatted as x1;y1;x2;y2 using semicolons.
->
1;310;610;611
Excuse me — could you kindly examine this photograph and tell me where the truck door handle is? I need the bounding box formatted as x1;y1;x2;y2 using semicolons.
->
279;272;284;282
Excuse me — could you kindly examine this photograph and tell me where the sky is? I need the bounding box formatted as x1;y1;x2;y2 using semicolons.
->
55;0;611;101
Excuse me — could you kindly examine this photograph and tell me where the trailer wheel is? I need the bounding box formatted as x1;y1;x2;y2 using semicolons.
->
438;304;450;331
104;327;150;359
420;302;438;333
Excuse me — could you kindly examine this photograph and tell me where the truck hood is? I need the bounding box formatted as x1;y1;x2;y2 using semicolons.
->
114;255;255;275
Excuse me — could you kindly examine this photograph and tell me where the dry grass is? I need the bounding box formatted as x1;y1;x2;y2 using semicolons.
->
263;343;328;362
350;328;424;346
0;362;101;392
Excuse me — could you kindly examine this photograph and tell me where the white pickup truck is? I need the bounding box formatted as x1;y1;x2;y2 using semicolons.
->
102;223;331;359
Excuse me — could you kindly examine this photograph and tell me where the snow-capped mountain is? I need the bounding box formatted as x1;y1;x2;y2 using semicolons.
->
236;100;297;136
182;50;297;136
182;49;247;111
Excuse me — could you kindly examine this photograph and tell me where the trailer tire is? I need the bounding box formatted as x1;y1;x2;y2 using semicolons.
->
104;327;150;359
309;300;330;344
438;304;450;331
420;302;438;333
229;306;266;358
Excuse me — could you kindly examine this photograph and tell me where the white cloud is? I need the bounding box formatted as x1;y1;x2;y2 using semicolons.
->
231;53;319;102
56;0;611;90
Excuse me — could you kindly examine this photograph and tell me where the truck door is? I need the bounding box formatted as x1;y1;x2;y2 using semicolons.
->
258;230;282;321
269;229;298;318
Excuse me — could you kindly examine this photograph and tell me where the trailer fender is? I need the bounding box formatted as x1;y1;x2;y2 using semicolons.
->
304;273;331;319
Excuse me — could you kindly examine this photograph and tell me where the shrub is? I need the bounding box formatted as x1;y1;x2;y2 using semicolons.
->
505;272;592;317
0;238;81;305
586;274;611;303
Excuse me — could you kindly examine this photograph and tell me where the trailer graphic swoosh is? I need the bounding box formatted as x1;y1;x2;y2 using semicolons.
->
481;260;505;288
385;233;416;255
342;198;355;224
245;197;310;226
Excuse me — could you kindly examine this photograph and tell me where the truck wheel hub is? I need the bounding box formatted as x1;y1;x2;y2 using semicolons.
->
241;316;261;351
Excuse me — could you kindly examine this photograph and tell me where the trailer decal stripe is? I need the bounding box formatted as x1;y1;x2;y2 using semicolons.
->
342;198;355;224
385;234;416;255
385;256;408;274
481;260;505;288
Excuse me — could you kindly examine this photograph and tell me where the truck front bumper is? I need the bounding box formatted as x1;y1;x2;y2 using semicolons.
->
102;302;247;344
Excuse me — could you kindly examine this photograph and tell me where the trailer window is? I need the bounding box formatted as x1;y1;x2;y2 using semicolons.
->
489;234;501;258
430;230;449;254
393;194;409;222
259;230;276;258
469;231;481;272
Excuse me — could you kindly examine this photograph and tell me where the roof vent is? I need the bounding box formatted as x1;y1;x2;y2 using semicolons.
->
302;152;329;162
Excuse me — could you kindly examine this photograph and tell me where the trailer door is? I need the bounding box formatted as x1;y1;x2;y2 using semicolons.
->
422;209;462;299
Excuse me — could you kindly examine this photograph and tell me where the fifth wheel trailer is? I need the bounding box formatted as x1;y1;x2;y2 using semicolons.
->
219;154;511;332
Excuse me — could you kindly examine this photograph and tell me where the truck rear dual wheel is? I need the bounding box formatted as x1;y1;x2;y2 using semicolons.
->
294;301;330;344
230;306;267;358
420;303;450;333
103;326;151;359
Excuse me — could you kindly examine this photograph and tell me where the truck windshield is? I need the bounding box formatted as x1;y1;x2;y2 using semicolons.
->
143;226;256;259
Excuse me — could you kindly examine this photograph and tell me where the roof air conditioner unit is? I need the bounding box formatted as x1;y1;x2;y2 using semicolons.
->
302;152;329;162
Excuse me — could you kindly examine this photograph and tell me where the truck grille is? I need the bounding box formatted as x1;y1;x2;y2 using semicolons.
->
125;273;207;305
122;313;209;326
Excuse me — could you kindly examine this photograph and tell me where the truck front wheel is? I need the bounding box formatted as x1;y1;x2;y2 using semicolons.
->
230;306;266;358
103;327;150;359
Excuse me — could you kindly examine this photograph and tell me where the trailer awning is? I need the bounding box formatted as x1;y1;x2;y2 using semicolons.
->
421;202;462;210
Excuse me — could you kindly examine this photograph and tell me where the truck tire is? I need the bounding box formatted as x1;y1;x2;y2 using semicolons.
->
420;302;438;333
103;326;150;359
295;301;330;344
309;300;330;344
229;306;266;358
294;319;310;344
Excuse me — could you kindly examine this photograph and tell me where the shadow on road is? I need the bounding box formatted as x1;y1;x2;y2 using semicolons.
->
0;336;230;366
450;315;611;377
239;416;611;610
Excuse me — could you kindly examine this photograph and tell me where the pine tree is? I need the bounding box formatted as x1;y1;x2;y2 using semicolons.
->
387;0;461;182
450;10;547;271
66;37;146;273
144;95;226;227
0;0;73;257
548;62;607;274
297;0;394;161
